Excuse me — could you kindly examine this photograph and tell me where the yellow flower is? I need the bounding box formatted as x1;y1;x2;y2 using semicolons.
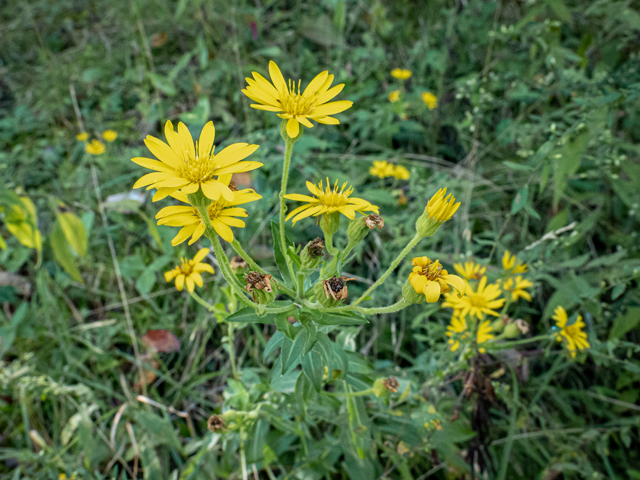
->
369;160;394;178
553;306;590;358
390;68;412;80
503;276;533;302
443;276;505;319
476;320;495;353
283;178;378;225
502;250;528;274
453;261;486;280
76;132;88;141
392;165;410;180
156;178;262;245
85;139;105;155
59;475;76;480
408;257;465;303
242;61;353;138
421;92;438;110
132;121;261;203
426;187;461;222
388;90;401;103
102;129;118;142
446;314;468;351
164;248;214;292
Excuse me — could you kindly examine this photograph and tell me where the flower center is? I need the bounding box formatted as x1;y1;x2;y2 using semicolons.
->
205;201;225;220
178;258;196;275
316;181;353;208
467;294;487;308
176;142;217;184
280;79;319;117
420;260;443;281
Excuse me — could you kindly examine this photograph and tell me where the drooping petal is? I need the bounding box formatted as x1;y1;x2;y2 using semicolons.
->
186;276;195;292
220;216;245;228
175;274;185;291
290;204;324;224
211;218;234;242
423;281;442;303
285;204;313;221
297;116;314;128
171;224;198;246
442;274;466;296
188;223;206;245
314;116;340;125
200;181;221;201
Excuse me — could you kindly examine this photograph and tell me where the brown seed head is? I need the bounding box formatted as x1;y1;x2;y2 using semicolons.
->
322;276;355;301
230;255;248;271
207;415;225;433
244;272;273;293
228;181;238;192
382;376;400;393
307;237;325;258
515;319;530;335
365;214;385;230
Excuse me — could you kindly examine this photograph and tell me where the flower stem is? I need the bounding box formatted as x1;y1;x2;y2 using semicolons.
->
351;299;410;315
189;291;214;311
239;430;248;480
326;388;374;397
351;232;422;307
279;133;296;281
209;236;256;309
227;322;239;382
324;230;339;256
488;334;552;350
231;239;265;274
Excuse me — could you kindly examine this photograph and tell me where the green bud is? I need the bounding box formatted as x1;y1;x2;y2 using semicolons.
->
503;323;521;339
300;237;324;270
402;279;425;304
347;214;384;247
320;212;341;236
244;271;277;305
415;209;444;238
490;316;506;332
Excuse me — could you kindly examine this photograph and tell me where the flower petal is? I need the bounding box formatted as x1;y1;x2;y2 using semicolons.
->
286;118;300;138
268;61;287;94
198;121;215;159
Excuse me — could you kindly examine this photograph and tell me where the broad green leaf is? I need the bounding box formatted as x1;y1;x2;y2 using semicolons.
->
281;328;307;374
134;410;182;451
511;185;529;214
311;311;369;326
609;307;640;340
51;220;83;283
227;308;278;324
56;210;87;256
302;350;324;391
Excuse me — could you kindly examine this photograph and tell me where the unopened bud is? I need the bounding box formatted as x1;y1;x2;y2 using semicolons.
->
320;211;341;236
503;323;521;339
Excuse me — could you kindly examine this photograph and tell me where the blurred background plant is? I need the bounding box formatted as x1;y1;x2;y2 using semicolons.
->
1;0;640;478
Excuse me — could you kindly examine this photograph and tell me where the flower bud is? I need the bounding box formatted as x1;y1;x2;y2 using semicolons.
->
373;376;399;397
402;279;425;304
300;237;324;270
490;316;507;333
320;211;341;236
244;271;277;304
503;322;521;339
415;188;460;238
347;214;384;247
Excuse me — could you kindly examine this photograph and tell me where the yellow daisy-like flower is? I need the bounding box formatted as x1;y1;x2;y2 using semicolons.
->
446;314;468;352
242;61;353;138
392;165;410;180
156;180;262;245
421;92;438;110
453;261;486;280
76;132;88;141
391;68;412;80
165;248;214;292
408;257;465;303
284;178;378;225
426;187;461;222
59;475;76;480
369;160;394;178
553;306;590;358
502;250;528;274
102;129;118;142
443;276;505;319
388;90;401;103
85;139;105;155
503;276;533;302
132;120;262;202
476;320;495;353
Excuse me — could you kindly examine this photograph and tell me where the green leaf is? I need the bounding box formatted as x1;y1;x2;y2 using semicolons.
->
51;220;83;283
609;307;640;340
311;311;369;326
263;331;284;361
149;72;177;96
511;185;529;214
270;221;293;286
546;0;573;25
134;410;183;451
281;328;307;374
227;308;278;324
301;350;324;391
55;210;87;256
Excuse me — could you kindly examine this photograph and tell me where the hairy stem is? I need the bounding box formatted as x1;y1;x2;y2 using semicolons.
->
227;322;239;382
279;134;296;281
189;291;214;311
231;239;266;274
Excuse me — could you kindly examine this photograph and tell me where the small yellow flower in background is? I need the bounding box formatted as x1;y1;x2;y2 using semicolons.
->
242;60;353;138
102;129;118;142
476;320;495;353
132;120;262;202
553;306;590;358
397;190;408;206
421;92;438;110
156;177;262;245
369;160;395;178
503;276;533;302
388;90;401;103
454;261;486;280
443;276;505;319
391;68;412;80
446;314;468;351
284;178;378;225
502;250;528;274
426;188;461;222
392;165;410;180
408;257;465;303
165;248;214;292
59;475;76;480
76;132;88;142
85;139;105;155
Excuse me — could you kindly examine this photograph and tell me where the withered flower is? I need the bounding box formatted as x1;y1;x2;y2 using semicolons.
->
322;276;355;301
307;237;324;258
244;271;273;293
365;214;384;230
382;376;400;393
228;181;238;192
515;319;530;335
207;415;225;432
230;255;248;271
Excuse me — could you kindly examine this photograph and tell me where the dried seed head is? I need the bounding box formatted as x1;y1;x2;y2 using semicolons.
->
207;415;225;432
230;255;248;271
382;376;400;393
365;214;384;230
515;319;530;335
307;237;324;258
322;276;355;301
244;271;273;292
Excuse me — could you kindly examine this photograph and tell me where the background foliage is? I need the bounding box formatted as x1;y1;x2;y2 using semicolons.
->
1;0;640;478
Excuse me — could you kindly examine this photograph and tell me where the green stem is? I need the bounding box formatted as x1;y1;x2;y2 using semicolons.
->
231;239;265;274
324;230;339;256
488;334;552;350
296;272;305;299
228;322;239;382
351;232;422;307
326;388;374;397
189;291;214;311
350;299;410;315
239;430;248;480
279;134;296;281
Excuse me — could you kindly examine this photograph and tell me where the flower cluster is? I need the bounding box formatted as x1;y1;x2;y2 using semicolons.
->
369;160;411;180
